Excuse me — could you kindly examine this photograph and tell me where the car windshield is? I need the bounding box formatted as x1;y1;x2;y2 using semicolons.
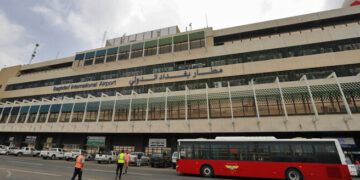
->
72;150;80;153
50;148;57;151
152;154;163;158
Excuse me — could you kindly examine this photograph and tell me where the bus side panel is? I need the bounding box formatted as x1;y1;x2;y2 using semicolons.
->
302;164;352;180
176;159;199;175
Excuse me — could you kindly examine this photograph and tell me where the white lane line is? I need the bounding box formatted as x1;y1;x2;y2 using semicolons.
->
7;160;43;166
83;168;152;176
0;168;62;177
6;169;11;177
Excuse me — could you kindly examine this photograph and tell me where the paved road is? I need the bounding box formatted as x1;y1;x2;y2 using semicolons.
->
0;155;359;180
0;155;239;180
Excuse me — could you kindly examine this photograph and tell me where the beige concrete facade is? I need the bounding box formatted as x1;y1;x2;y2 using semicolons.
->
0;6;360;136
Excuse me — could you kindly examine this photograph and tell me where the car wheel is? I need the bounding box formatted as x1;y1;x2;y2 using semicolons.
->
97;161;101;164
285;168;303;180
172;163;176;169
200;165;214;177
51;155;56;160
17;153;22;157
108;159;112;164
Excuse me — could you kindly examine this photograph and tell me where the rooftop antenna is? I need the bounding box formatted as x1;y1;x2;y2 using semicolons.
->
28;43;39;64
121;33;126;44
205;14;208;28
101;31;107;47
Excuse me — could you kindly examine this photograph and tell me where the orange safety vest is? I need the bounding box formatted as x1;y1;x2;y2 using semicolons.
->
75;155;84;169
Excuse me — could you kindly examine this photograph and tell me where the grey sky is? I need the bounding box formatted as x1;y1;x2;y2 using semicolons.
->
0;0;346;69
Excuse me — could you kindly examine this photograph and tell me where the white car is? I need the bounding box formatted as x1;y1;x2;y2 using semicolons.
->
346;156;358;176
130;152;150;166
64;149;91;161
0;145;9;155
41;148;65;160
13;147;37;157
95;151;118;164
7;147;17;155
172;151;179;169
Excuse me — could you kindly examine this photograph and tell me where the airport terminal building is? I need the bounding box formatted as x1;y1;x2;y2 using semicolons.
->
1;6;360;155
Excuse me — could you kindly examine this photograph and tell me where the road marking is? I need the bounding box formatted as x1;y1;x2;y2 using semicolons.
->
83;168;152;176
6;169;11;177
0;168;62;177
7;160;43;166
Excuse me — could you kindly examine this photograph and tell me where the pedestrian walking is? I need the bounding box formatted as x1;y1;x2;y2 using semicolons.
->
123;151;130;174
137;153;143;167
115;150;125;179
71;151;85;180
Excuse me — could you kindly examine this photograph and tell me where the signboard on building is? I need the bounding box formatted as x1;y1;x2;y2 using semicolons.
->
9;137;14;142
149;139;167;147
87;136;106;146
25;136;37;144
46;137;53;143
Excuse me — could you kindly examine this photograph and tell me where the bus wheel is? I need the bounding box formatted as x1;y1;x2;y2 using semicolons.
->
285;168;303;180
200;165;214;177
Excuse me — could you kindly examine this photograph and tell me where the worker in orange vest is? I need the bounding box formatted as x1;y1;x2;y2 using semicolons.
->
71;151;85;180
123;150;130;174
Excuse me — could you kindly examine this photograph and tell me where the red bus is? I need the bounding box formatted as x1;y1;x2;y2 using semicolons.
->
176;137;351;180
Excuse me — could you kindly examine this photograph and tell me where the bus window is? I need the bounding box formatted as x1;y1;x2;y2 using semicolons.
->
194;143;210;160
211;143;230;160
257;143;271;161
248;143;257;161
314;142;341;164
180;144;193;159
237;143;249;161
229;144;241;161
301;143;316;162
270;143;292;162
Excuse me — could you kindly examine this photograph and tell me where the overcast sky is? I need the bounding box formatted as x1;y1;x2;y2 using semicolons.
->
0;0;347;69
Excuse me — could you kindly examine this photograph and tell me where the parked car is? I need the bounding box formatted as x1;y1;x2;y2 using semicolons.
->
7;147;17;155
13;147;38;157
65;149;93;161
346;155;359;176
0;145;9;155
150;153;172;168
95;151;118;164
171;151;179;169
130;152;150;166
40;148;65;160
33;149;41;157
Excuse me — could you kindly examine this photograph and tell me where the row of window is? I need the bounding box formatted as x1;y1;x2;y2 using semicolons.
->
1;85;359;124
6;37;360;91
73;31;205;68
179;141;340;164
214;15;360;45
3;63;360;103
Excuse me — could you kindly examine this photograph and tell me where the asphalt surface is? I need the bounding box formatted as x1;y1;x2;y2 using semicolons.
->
0;155;236;180
0;155;359;180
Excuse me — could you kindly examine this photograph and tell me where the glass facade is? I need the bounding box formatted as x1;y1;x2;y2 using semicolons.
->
1;78;359;124
6;37;360;91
